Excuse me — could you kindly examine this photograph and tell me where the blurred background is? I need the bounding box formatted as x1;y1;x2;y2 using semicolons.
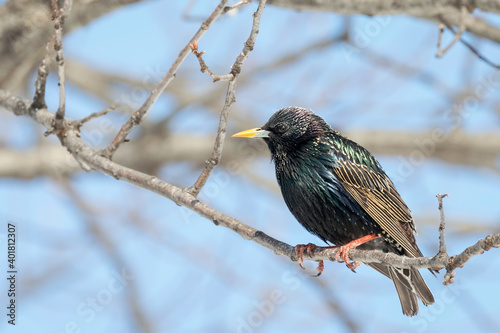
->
0;0;499;332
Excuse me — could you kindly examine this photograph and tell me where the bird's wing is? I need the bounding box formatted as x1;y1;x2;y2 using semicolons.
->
328;138;422;258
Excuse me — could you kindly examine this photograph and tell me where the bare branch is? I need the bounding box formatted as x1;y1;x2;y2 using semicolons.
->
0;0;144;91
73;106;116;128
189;41;232;82
187;0;267;197
332;234;499;273
267;0;500;44
436;193;449;257
229;0;266;77
103;0;230;159
51;0;72;133
2;90;499;287
266;0;500;16
429;8;500;44
437;24;445;56
436;6;467;58
224;0;252;13
433;6;500;68
31;36;54;111
187;79;237;196
439;20;500;69
457;37;500;69
447;234;500;272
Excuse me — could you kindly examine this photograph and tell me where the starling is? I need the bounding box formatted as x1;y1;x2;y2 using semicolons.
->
232;107;434;316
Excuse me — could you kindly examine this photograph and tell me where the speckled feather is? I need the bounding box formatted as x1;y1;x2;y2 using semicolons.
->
257;107;434;316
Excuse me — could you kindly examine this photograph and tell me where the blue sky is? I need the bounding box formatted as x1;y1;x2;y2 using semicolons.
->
1;1;500;332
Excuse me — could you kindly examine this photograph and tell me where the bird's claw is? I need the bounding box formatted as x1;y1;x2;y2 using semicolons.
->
334;234;379;272
346;260;361;272
315;260;324;277
335;244;361;272
295;243;308;269
294;243;324;276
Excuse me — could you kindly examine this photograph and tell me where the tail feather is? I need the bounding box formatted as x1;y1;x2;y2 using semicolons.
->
368;263;434;316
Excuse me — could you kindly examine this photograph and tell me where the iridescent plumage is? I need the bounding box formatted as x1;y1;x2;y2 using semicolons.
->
233;107;434;316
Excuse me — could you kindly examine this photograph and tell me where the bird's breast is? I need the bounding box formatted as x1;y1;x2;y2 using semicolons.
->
274;156;382;245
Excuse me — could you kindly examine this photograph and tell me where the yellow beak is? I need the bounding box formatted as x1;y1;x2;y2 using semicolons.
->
232;128;271;138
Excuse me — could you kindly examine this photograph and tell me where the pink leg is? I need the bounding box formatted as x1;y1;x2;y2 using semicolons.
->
335;234;380;271
295;243;338;277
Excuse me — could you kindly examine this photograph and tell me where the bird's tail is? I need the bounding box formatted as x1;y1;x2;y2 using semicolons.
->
368;263;434;316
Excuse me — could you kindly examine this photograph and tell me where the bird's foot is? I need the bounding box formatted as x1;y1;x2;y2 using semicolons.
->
334;247;361;272
295;243;317;269
335;234;380;272
294;243;327;277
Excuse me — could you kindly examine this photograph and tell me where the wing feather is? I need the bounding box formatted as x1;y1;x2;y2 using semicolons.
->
329;138;422;258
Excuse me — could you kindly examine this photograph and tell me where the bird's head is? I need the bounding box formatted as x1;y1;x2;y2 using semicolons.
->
232;107;329;156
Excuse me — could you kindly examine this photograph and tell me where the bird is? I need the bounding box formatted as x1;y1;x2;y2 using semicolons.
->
232;106;434;316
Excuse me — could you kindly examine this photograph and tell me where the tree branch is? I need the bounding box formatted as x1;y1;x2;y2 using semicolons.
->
73;105;116;128
51;0;72;133
187;0;267;197
266;0;500;16
437;193;449;257
267;0;500;44
2;90;499;287
103;0;230;159
224;0;253;13
31;35;54;111
0;0;145;92
436;6;467;58
190;41;233;82
438;20;500;69
427;8;500;44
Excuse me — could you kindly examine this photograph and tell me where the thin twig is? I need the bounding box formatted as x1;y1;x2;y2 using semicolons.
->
103;0;230;159
438;13;500;69
436;23;445;55
188;79;237;195
436;193;449;257
187;0;267;197
230;0;266;77
453;30;500;69
437;6;467;58
190;41;230;82
51;0;72;133
31;35;55;111
223;0;252;13
73;106;116;128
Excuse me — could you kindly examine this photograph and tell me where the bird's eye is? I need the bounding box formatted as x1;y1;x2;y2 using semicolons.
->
273;122;289;134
